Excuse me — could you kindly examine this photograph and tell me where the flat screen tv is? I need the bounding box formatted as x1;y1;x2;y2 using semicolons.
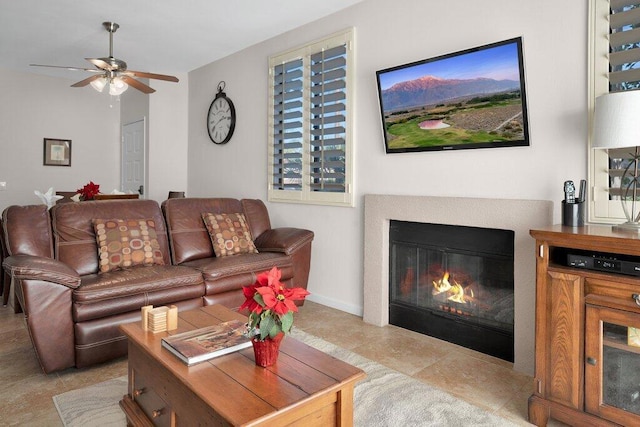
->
376;37;529;154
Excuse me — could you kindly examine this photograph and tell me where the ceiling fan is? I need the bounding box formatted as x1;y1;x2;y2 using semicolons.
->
30;21;178;95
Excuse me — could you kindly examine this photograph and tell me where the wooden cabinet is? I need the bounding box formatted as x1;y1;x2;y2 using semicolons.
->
529;225;640;426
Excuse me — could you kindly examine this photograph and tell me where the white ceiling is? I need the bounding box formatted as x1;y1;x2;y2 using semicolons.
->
0;0;362;80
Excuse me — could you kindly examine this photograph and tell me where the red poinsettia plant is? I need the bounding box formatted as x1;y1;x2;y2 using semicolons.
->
240;267;309;341
76;181;100;200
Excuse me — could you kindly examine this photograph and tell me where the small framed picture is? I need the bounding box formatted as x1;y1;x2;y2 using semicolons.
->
43;138;71;166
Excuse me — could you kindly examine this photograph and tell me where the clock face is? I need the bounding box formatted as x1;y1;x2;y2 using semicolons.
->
207;95;236;144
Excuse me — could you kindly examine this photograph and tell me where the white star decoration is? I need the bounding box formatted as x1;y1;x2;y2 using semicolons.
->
34;187;64;209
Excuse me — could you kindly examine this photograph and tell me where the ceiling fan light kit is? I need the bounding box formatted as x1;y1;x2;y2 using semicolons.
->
89;75;128;95
30;21;178;95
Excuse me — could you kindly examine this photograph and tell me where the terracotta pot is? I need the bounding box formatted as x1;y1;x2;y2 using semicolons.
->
252;333;284;367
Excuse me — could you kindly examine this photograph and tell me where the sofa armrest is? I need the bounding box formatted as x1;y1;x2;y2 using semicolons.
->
254;228;314;256
3;255;81;289
4;255;78;373
255;228;314;292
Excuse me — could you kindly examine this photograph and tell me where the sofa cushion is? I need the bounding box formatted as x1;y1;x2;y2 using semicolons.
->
93;218;165;273
52;200;171;276
182;252;295;298
202;212;258;257
162;198;273;265
73;264;204;322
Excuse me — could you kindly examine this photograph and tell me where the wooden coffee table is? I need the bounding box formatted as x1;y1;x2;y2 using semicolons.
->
119;304;365;426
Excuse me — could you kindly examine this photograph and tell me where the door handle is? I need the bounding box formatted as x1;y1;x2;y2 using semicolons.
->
633;293;640;306
138;185;144;195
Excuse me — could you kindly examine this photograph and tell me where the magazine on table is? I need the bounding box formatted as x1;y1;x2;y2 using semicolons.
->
161;319;252;366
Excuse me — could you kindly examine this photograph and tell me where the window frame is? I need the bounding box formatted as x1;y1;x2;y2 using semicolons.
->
267;28;355;207
588;0;629;223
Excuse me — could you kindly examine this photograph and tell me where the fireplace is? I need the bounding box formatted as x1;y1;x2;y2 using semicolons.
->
363;195;554;374
389;220;514;361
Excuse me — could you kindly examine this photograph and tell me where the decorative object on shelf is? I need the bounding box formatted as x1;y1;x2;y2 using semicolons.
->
207;81;236;144
31;22;178;95
34;187;64;209
43;138;71;166
147;307;167;333
141;305;178;333
76;181;100;200
593;90;640;231
240;266;309;367
561;179;586;227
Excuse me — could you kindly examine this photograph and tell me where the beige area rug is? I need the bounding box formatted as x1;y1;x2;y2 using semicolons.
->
54;330;518;427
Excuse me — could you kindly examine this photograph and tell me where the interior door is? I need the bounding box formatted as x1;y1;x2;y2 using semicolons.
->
121;119;146;197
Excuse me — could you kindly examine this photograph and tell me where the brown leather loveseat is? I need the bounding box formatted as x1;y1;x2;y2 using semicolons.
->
2;198;313;373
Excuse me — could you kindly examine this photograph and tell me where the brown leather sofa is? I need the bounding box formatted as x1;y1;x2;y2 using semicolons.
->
0;218;10;306
2;198;313;373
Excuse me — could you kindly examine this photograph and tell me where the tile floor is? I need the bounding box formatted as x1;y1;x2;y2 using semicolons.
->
0;300;544;426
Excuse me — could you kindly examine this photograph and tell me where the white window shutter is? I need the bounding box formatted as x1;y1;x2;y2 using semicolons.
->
268;29;354;207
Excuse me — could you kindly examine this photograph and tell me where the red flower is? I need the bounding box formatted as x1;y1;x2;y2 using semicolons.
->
256;285;290;315
77;181;100;200
240;267;310;340
284;286;310;302
239;283;263;314
256;266;282;288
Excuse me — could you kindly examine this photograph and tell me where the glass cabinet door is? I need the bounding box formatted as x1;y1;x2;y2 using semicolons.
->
585;304;640;425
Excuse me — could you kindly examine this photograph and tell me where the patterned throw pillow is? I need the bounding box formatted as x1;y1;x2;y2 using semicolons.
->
202;212;259;257
93;219;165;273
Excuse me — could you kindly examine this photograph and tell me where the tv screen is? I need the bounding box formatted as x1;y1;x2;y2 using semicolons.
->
376;37;530;154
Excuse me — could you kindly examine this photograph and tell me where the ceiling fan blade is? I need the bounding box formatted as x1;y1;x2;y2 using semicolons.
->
125;70;179;82
30;64;102;73
86;58;114;70
71;75;103;87
121;76;155;94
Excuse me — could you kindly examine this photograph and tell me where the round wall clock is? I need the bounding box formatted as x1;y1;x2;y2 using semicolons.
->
207;81;236;144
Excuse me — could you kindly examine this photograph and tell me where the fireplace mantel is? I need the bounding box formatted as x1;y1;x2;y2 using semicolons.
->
363;194;553;374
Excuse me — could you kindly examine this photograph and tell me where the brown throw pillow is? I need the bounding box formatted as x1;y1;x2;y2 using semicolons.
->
202;212;259;257
93;218;165;273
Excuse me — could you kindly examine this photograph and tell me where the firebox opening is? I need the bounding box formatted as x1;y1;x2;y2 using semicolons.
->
389;220;515;362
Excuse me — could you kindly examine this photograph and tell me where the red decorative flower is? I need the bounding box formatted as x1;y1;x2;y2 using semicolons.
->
76;181;100;200
240;267;309;341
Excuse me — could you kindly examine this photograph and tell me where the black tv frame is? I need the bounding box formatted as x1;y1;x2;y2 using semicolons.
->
376;37;530;154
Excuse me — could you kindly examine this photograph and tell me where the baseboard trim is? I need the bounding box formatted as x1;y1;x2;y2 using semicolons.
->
306;294;363;317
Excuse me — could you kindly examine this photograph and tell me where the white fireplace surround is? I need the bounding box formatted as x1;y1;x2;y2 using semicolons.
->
363;195;553;375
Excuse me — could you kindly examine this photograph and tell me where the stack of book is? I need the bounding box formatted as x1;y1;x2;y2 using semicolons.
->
161;319;252;366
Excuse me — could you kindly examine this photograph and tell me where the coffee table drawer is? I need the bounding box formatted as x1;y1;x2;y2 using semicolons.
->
133;369;174;427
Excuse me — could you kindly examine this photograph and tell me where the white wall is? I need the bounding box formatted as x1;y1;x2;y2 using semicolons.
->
0;68;189;211
148;74;189;202
0;68;121;211
187;0;588;315
121;85;149;125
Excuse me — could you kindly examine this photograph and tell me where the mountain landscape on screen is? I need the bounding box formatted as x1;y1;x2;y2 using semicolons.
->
381;75;520;111
375;37;530;153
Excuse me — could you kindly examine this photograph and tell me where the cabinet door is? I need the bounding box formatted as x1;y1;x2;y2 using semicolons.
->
585;304;640;425
540;270;583;409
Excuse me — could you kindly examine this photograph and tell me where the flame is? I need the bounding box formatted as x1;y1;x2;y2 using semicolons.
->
432;271;468;304
432;272;452;293
448;283;466;303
